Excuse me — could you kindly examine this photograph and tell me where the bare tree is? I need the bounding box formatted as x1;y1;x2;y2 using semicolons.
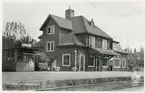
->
3;21;37;48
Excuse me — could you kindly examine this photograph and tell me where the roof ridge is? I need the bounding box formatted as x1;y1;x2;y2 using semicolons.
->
81;15;112;39
72;15;82;18
50;14;71;22
48;14;73;30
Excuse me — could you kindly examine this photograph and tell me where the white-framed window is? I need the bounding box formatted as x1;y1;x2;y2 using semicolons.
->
46;41;54;52
122;59;126;68
89;36;95;47
102;57;108;67
47;25;55;35
102;39;107;49
113;42;118;50
88;56;95;67
62;54;71;66
114;58;121;68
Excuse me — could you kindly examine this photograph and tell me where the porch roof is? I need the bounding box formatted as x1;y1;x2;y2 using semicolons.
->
90;47;120;56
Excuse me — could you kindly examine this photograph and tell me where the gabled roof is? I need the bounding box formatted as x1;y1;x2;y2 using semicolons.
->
114;48;129;54
83;16;112;39
39;14;114;47
71;16;113;39
40;14;113;39
40;14;73;31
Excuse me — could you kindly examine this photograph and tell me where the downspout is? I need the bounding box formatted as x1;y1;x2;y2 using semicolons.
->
95;52;101;71
73;35;78;70
74;48;77;68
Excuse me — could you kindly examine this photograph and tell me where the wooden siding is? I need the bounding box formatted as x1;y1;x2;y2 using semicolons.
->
16;62;35;72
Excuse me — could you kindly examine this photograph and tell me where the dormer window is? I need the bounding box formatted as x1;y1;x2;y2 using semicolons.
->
113;43;118;50
47;25;55;35
102;39;107;49
89;36;95;47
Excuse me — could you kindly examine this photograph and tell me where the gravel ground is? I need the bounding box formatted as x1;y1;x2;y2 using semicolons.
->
52;81;144;91
115;86;144;91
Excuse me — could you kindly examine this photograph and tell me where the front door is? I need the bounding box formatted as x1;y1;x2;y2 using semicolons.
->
79;54;85;71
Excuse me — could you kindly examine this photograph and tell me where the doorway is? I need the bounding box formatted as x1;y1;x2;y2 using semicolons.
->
79;54;85;71
109;65;113;71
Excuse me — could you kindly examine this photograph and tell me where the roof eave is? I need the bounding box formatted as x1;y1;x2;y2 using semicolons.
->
39;15;51;31
114;50;129;55
57;44;87;48
86;32;113;40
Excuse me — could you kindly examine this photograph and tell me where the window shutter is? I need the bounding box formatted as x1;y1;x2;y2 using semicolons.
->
89;36;92;47
102;39;107;49
53;26;55;34
47;27;51;34
50;26;53;34
92;37;95;47
47;43;50;50
89;36;95;47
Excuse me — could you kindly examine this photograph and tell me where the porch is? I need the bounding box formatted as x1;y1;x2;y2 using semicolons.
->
85;47;120;71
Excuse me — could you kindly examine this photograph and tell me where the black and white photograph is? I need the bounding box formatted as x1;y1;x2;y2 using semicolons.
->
1;0;144;91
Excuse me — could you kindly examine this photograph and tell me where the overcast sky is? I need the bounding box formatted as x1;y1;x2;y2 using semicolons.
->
2;1;145;50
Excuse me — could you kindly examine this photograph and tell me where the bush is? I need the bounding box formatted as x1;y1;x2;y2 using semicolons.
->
54;67;60;71
3;82;40;90
72;67;77;71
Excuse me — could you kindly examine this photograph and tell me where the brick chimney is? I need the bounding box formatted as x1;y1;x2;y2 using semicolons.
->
90;19;94;27
65;6;74;20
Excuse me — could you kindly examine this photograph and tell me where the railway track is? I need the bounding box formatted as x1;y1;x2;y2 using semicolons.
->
37;80;144;91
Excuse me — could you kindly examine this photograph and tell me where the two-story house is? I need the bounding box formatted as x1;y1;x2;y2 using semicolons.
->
36;8;128;71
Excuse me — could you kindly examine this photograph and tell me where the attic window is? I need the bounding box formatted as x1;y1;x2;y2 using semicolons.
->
47;25;55;35
89;36;95;47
